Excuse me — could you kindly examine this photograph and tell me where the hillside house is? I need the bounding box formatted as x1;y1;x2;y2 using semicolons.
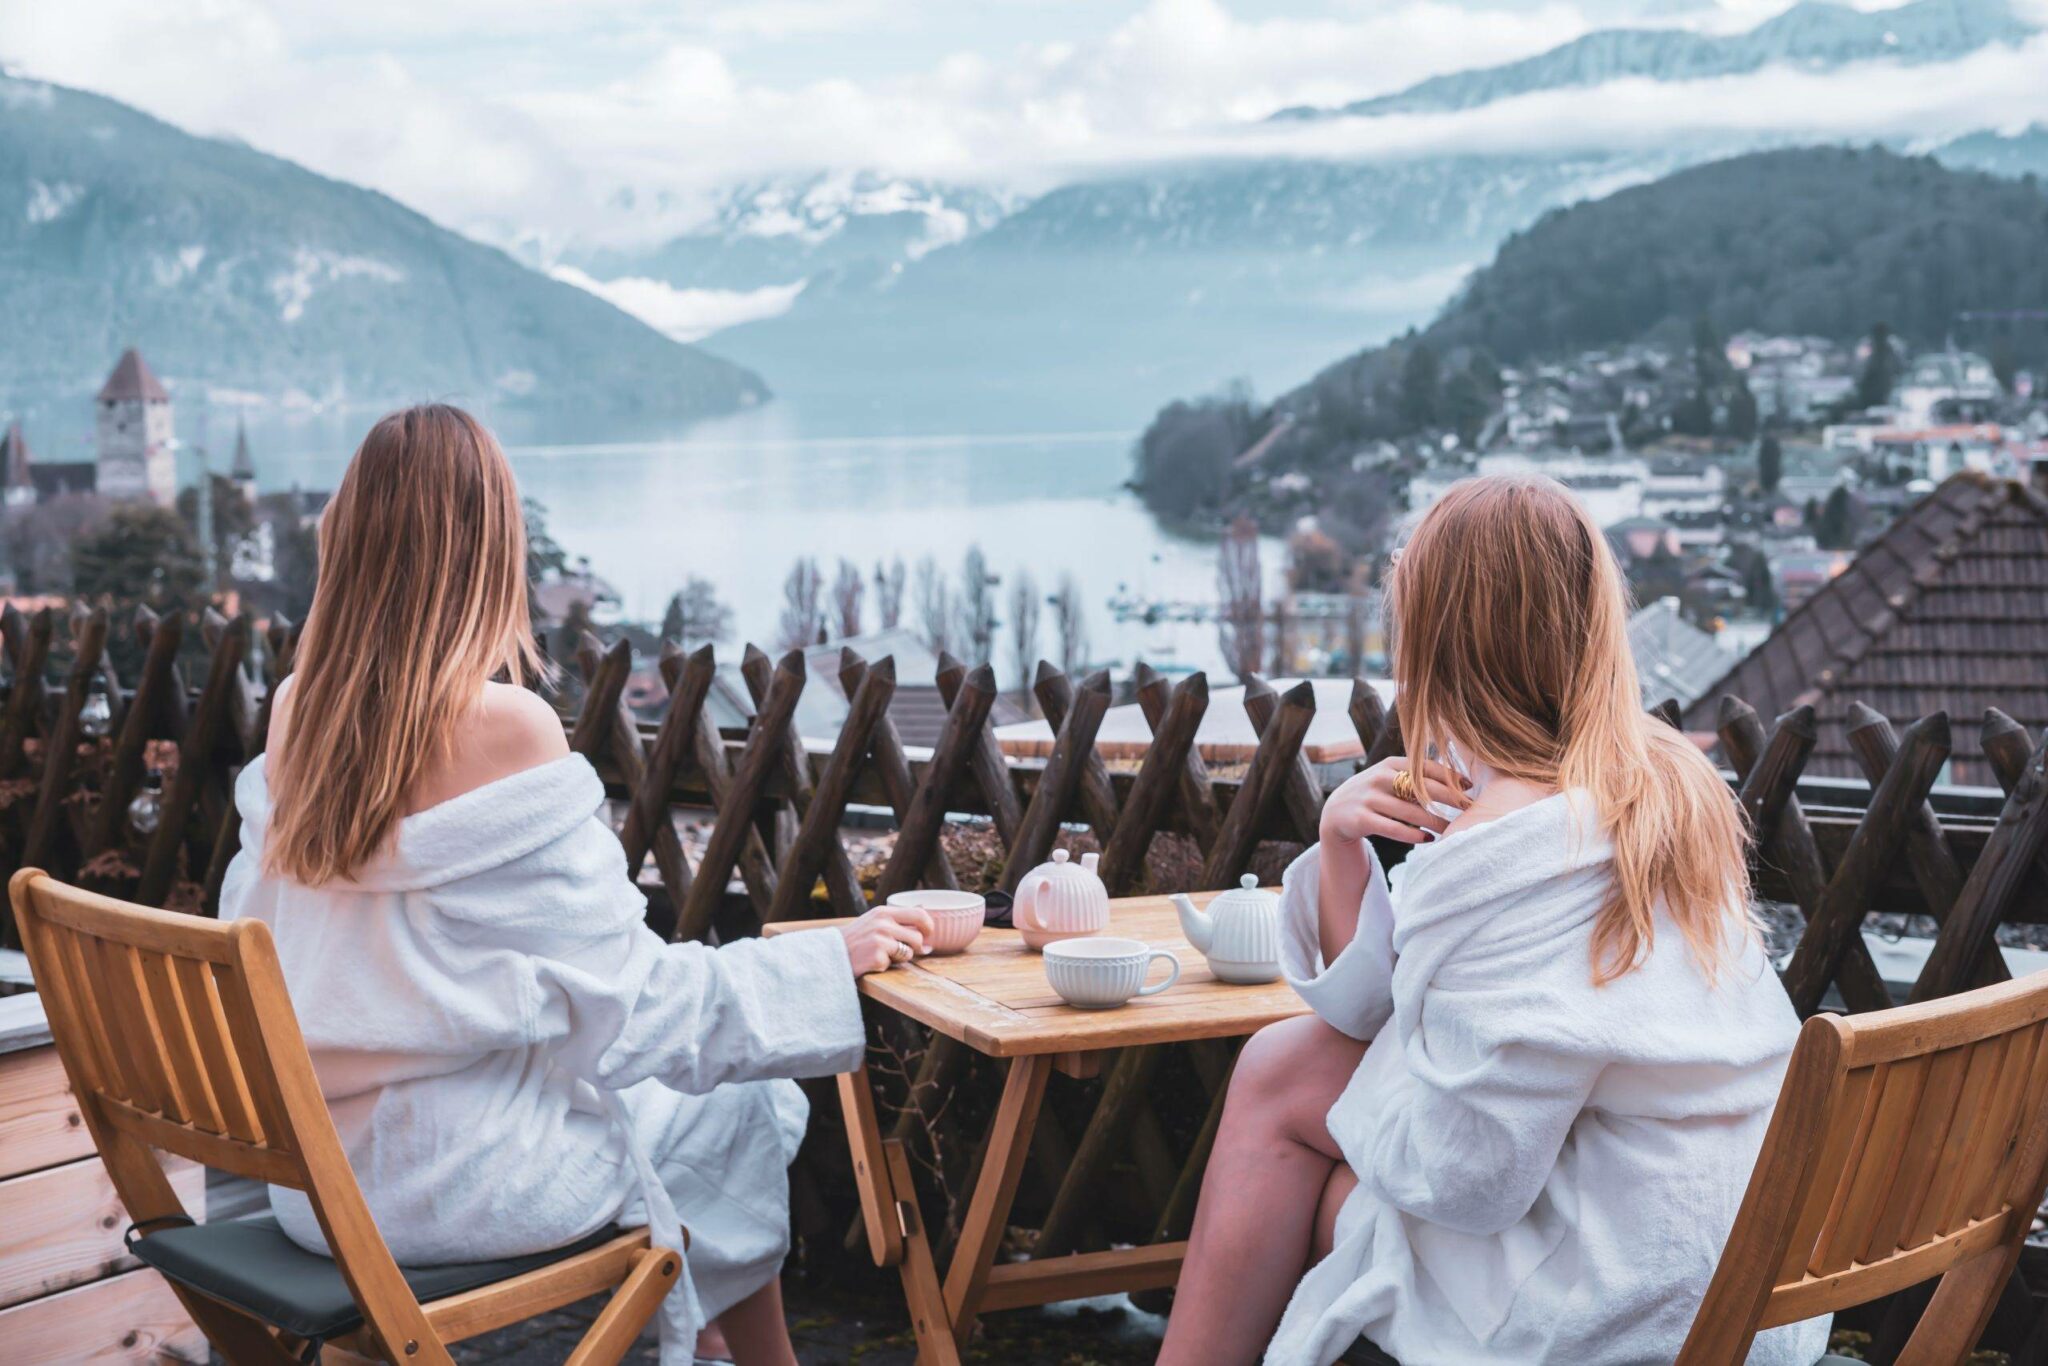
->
1894;350;2001;426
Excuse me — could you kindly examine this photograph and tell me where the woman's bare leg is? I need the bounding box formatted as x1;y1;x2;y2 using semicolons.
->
711;1275;799;1366
1157;1015;1368;1365
694;1318;733;1360
1312;1163;1360;1264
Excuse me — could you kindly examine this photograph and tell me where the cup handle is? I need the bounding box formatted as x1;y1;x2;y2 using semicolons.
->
1136;950;1181;997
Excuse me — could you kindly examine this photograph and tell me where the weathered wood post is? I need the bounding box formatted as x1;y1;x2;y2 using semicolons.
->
876;663;997;902
676;650;803;941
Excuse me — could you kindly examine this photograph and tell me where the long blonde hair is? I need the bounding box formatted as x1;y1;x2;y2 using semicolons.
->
1388;474;1750;984
265;404;541;885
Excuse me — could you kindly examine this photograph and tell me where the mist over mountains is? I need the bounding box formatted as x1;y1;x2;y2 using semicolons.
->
562;0;2041;431
0;71;767;431
1272;0;2033;118
1;0;2040;442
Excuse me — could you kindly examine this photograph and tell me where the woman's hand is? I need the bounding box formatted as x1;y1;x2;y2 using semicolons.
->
1319;756;1471;847
839;906;936;976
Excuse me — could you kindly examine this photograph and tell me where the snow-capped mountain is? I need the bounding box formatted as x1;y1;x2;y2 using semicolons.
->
0;71;766;429
559;173;1015;294
1273;0;2036;120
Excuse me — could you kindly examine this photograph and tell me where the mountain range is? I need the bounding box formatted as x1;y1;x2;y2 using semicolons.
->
1;0;2040;445
579;0;2041;431
1272;0;2033;119
0;70;767;434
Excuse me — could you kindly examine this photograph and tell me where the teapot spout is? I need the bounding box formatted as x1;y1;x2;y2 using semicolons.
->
1170;893;1212;955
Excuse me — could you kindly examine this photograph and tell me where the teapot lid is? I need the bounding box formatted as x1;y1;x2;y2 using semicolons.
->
1034;848;1099;878
1209;872;1277;909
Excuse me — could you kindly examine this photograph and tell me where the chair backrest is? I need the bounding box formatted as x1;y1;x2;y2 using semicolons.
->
1679;969;2048;1365
11;869;450;1362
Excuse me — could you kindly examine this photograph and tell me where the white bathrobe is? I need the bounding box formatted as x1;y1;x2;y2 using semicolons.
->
1267;790;1831;1366
219;753;865;1363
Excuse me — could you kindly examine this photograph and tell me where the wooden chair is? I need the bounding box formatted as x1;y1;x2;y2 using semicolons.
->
1678;969;2048;1364
9;869;682;1365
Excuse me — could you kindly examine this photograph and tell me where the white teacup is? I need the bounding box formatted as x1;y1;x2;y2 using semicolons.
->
886;889;986;955
1043;937;1181;1010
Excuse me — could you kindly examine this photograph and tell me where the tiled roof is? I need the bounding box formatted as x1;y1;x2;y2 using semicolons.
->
1682;473;2048;787
97;348;170;403
1629;599;1732;711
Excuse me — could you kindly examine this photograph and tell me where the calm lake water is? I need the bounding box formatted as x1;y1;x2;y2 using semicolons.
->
226;402;1282;684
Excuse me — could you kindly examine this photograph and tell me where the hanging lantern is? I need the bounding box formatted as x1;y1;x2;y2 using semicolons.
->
129;769;164;836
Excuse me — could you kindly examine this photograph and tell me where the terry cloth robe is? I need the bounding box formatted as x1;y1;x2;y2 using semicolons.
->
219;753;864;1364
1267;790;1832;1366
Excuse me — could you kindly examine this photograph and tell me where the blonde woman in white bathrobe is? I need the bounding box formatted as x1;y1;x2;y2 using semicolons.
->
219;404;934;1366
1159;474;1832;1366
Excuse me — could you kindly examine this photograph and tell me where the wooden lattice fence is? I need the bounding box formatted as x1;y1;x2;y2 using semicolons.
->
4;604;2048;1352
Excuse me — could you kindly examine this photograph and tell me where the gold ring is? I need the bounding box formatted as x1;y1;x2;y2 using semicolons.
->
1390;768;1418;804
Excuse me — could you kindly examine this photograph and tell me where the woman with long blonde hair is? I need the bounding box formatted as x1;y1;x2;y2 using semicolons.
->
223;405;932;1366
1159;475;1827;1365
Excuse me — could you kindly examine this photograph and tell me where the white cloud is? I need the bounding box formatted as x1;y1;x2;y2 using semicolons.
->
0;0;2040;257
549;267;808;340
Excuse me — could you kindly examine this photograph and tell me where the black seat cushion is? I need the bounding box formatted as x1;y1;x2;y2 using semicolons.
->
128;1214;625;1343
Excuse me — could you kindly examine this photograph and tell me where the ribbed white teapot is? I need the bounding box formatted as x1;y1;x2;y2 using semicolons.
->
1013;849;1110;951
1171;875;1282;984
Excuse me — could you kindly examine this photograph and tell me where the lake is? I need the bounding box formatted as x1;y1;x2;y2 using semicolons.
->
226;402;1284;686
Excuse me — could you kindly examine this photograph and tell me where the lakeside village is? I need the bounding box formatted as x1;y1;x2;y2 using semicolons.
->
1152;322;2048;720
4;328;2048;754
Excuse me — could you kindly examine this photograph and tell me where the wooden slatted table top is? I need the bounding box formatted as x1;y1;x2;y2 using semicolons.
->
769;891;1309;1057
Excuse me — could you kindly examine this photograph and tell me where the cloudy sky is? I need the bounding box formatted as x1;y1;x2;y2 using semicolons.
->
2;0;2043;252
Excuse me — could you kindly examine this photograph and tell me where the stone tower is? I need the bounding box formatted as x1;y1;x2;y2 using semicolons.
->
95;348;176;505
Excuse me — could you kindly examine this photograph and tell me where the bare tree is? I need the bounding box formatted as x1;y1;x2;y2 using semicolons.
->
1008;569;1041;695
914;555;952;656
1267;595;1296;675
777;557;825;651
954;545;998;667
662;576;731;648
873;556;906;630
831;558;865;639
1344;592;1369;676
1217;514;1263;680
1051;572;1089;675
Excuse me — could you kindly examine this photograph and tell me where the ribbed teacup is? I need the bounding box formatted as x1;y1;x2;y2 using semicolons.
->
1043;937;1181;1010
886;889;986;955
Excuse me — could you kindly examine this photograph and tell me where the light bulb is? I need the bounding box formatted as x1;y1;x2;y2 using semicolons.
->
129;770;163;836
79;686;111;739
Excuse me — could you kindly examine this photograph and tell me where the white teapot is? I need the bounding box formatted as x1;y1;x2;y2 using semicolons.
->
1013;849;1110;951
1171;876;1282;984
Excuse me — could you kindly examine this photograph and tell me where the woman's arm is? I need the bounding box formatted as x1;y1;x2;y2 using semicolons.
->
1315;756;1468;962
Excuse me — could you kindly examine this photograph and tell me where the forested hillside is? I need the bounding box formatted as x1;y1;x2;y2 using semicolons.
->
1133;147;2048;525
1425;147;2048;364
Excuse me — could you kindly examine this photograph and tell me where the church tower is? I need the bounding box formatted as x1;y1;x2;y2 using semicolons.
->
230;415;257;503
95;348;176;505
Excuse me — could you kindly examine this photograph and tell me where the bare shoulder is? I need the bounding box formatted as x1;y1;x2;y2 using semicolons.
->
404;683;568;814
475;682;571;768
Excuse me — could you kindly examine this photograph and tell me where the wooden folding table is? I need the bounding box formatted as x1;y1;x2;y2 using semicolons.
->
770;891;1308;1365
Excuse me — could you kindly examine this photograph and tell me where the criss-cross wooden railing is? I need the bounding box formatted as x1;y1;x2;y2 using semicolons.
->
5;606;2048;1346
